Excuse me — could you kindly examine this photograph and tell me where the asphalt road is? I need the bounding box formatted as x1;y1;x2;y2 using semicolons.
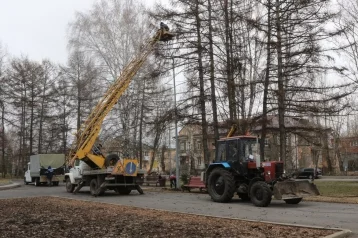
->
1;182;357;237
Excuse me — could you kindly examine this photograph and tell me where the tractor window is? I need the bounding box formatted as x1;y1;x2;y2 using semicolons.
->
217;143;226;161
239;139;259;162
227;140;238;161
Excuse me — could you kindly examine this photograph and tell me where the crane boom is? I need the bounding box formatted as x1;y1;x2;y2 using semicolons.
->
68;27;174;168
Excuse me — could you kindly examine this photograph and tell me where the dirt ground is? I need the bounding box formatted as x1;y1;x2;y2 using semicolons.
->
0;197;334;238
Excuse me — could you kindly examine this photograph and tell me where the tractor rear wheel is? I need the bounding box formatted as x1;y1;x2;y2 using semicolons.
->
207;167;236;203
250;181;272;207
284;198;302;204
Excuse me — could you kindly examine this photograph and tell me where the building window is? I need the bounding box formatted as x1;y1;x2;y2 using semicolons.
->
197;156;202;165
264;138;269;146
144;151;148;156
187;142;191;151
196;141;202;150
350;141;358;147
180;142;186;151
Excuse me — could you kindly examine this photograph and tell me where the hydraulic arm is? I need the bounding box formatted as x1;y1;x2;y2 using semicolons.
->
68;27;174;169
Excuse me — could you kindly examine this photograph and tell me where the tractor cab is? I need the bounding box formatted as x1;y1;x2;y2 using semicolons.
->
213;136;262;177
215;136;260;164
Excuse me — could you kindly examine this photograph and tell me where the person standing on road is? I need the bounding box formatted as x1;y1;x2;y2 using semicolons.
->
170;173;176;189
46;166;54;186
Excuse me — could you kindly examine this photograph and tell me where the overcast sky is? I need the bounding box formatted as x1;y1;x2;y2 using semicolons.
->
0;0;162;64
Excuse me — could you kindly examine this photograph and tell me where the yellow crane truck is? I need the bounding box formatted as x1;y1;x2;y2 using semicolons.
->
64;25;174;196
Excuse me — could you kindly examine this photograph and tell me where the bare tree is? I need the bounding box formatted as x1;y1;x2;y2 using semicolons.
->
0;44;6;177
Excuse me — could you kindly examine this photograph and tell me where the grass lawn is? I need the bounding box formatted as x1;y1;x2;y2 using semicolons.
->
304;180;358;204
0;179;11;185
314;180;358;197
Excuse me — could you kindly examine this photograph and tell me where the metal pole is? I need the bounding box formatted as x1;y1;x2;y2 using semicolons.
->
173;58;180;189
168;126;171;173
295;134;298;169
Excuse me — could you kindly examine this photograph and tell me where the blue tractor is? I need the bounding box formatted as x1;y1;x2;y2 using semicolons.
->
204;135;320;207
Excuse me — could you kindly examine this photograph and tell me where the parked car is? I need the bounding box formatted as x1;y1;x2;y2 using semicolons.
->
292;168;322;179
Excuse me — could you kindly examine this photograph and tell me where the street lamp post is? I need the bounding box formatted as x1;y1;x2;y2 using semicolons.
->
173;58;180;189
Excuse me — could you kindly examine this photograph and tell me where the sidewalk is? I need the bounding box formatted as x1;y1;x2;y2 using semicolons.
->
0;182;21;191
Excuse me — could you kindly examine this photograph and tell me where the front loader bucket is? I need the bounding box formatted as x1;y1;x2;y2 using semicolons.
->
273;180;320;200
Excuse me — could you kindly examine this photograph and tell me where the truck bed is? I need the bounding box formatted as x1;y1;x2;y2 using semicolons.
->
82;167;146;176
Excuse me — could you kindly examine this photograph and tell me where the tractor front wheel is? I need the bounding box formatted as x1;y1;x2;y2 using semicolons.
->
207;167;236;203
250;181;272;207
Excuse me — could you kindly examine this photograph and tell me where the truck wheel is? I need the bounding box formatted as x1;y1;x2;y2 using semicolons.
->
90;179;98;196
66;178;75;193
90;179;105;196
136;185;144;195
34;178;40;187
284;198;302;204
207;167;236;203
114;187;131;195
250;181;272;207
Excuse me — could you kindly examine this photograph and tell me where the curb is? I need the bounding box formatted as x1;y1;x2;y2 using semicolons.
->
323;229;352;238
51;195;351;238
0;182;21;191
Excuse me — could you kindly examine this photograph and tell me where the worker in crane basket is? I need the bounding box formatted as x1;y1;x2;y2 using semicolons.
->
160;22;169;31
93;143;103;156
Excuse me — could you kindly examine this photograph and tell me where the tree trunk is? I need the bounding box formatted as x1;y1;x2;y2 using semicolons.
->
38;73;48;154
29;84;34;155
223;0;236;120
261;0;272;161
1;101;5;178
77;87;81;132
148;129;160;173
160;145;166;173
195;0;210;165
208;0;219;143
21;85;27;175
275;0;286;166
139;80;146;169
